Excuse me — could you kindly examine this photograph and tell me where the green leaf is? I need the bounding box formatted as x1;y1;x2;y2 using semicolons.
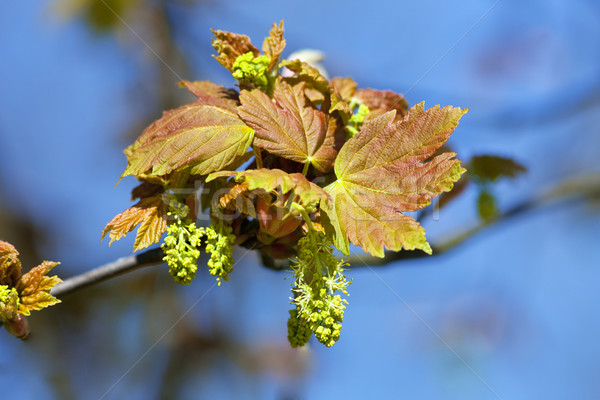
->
469;155;526;183
207;168;330;210
238;80;337;172
322;103;468;257
123;104;254;177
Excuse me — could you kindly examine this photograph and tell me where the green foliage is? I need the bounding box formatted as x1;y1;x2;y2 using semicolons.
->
104;22;469;347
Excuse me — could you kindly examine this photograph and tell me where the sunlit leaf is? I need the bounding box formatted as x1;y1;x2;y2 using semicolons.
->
322;103;468;256
123;104;254;177
238;80;337;172
178;80;239;112
16;261;61;316
102;195;168;252
354;88;409;122
207;168;330;210
211;29;260;71
262;20;286;72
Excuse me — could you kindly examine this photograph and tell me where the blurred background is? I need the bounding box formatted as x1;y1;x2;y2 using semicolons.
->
1;0;600;399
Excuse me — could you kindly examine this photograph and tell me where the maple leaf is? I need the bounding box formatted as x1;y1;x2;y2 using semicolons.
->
262;20;286;72
123;103;254;177
354;88;409;122
238;80;337;172
280;59;330;103
0;241;21;288
102;195;169;252
321;103;468;257
207;168;330;210
329;77;357;118
211;29;260;71
178;80;239;112
16;261;61;316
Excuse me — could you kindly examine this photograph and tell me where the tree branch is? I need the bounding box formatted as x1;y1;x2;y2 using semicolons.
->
50;248;164;297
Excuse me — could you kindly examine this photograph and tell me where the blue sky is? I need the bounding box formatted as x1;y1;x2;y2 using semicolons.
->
1;0;600;399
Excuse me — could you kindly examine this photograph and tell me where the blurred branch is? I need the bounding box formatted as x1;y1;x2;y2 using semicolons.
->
52;174;600;295
50;248;164;297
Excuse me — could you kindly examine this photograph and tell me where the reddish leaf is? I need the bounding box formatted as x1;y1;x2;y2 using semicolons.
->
178;80;239;112
102;195;169;252
322;103;468;256
354;88;409;121
211;29;260;71
123;104;254;177
262;20;286;72
238;80;337;172
16;261;61;316
0;241;21;288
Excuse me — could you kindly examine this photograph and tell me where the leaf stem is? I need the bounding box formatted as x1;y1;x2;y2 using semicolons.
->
291;202;315;233
301;161;310;176
254;147;263;169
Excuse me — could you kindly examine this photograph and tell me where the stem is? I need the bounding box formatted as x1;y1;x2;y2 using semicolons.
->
301;161;310;176
254;147;263;169
291;202;315;233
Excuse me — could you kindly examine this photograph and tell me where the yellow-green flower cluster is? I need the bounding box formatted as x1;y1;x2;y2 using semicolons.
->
288;231;351;347
232;51;271;91
205;221;236;286
0;285;19;323
162;205;205;285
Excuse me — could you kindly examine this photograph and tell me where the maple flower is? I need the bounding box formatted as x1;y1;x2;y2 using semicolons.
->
0;285;19;322
288;229;351;347
346;103;370;137
232;51;271;90
162;204;205;285
204;220;236;286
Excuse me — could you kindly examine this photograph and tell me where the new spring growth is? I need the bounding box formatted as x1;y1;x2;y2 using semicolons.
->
287;203;351;347
346;98;370;137
232;52;271;91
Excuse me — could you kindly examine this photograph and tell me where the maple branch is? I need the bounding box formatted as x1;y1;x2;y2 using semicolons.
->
50;248;164;297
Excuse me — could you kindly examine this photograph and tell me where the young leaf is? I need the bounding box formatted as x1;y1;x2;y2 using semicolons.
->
207;168;330;210
322;103;468;257
280;59;331;103
102;195;168;252
16;261;61;316
262;20;286;72
123;104;254;177
211;29;260;71
238;80;337;172
354;88;409;122
0;241;21;288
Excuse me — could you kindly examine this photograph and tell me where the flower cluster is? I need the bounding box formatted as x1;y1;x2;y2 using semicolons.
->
162;204;205;285
205;221;236;286
346;101;370;137
288;231;351;347
232;51;271;91
0;285;19;323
